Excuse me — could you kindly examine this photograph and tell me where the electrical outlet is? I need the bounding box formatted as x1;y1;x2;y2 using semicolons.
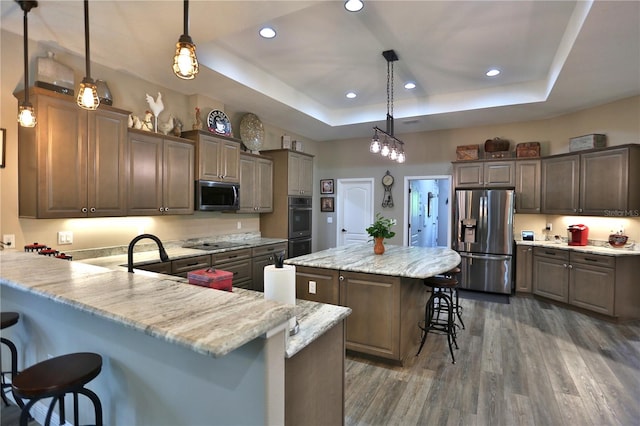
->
237;221;242;230
309;280;317;294
57;231;73;245
2;234;16;248
545;223;552;231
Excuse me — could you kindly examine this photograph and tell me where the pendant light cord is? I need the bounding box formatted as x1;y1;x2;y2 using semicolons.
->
183;0;189;36
23;5;29;103
84;0;91;79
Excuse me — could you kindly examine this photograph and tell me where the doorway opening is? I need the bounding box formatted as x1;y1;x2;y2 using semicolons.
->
403;175;452;248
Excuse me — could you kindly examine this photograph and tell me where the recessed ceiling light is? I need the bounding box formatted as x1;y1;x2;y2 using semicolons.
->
486;69;500;77
404;82;416;90
346;92;357;99
259;27;276;39
344;0;364;12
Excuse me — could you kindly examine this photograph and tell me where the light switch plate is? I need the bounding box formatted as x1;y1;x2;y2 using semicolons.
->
309;280;317;294
58;231;73;245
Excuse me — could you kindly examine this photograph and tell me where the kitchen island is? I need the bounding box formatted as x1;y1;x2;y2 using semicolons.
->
0;250;350;425
285;244;461;364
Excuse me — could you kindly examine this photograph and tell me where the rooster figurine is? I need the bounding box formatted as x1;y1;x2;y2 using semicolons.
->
141;111;154;132
159;115;174;135
145;92;164;132
193;106;203;130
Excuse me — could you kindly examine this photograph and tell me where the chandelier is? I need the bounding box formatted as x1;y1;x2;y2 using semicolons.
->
370;49;405;163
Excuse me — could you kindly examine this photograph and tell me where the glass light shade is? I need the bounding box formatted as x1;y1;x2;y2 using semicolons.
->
369;134;381;153
173;40;199;79
397;150;406;163
77;78;100;110
380;140;390;157
389;143;398;160
18;103;37;127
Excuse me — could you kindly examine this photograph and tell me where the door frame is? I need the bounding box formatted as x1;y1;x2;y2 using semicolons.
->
336;178;374;247
403;174;453;247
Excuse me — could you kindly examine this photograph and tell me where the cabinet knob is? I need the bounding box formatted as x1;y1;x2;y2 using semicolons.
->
165;207;169;212
90;207;96;213
563;263;568;268
339;275;344;281
81;207;88;213
568;264;573;269
527;248;532;252
159;207;165;212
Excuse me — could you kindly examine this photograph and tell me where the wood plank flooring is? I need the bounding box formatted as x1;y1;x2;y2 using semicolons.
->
345;295;640;426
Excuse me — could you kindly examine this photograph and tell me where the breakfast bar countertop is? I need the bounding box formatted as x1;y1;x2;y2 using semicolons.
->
0;250;294;359
284;243;462;279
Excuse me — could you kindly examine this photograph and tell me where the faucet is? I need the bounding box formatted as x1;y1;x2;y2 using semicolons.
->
127;234;170;273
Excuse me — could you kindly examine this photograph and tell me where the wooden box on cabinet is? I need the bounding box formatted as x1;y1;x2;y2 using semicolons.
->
127;130;194;216
16;87;129;218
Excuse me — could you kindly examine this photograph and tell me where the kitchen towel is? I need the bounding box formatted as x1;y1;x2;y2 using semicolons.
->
264;264;297;333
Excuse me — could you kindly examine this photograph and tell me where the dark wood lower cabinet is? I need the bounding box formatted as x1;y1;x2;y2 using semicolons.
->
295;266;426;364
532;246;639;320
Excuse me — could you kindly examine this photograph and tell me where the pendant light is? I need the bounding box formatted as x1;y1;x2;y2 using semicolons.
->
77;0;99;110
370;49;406;164
16;0;38;128
172;0;199;79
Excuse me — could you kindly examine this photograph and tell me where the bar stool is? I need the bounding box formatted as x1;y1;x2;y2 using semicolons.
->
443;267;464;329
12;352;103;426
1;312;25;409
416;271;461;364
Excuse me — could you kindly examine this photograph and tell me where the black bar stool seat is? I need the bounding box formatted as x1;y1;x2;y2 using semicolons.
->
12;352;103;426
416;269;462;364
1;312;24;409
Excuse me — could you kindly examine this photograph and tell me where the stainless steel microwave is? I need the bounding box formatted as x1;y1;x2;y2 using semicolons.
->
195;180;239;211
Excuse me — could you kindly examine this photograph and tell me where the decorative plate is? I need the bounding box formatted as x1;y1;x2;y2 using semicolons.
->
239;113;265;153
207;109;232;136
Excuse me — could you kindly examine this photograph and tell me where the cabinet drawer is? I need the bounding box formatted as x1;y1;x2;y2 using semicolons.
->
533;246;569;260
171;255;211;275
215;259;252;283
252;243;287;257
570;252;615;268
213;249;251;263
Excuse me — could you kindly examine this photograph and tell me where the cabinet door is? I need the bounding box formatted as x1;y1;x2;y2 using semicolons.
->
515;245;533;293
541;155;580;214
216;259;252;289
288;152;302;195
340;271;401;360
238;155;257;212
453;162;484;187
299;155;314;195
256;157;273;212
580;148;628;215
163;139;194;215
37;94;88;218
532;251;569;302
569;260;615;316
88;108;128;216
221;140;240;182
198;134;222;181
515;160;540;213
295;266;340;305
484;161;515;187
127;133;163;215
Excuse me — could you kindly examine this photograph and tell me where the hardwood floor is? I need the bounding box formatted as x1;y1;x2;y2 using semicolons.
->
345;295;640;426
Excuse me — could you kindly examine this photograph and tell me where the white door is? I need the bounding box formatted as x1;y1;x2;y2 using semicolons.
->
336;178;374;246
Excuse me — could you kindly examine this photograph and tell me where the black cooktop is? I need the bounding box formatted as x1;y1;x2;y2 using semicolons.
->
185;241;248;251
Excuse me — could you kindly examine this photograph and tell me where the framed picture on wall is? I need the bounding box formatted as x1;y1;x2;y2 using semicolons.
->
320;197;334;212
320;179;334;194
0;128;6;168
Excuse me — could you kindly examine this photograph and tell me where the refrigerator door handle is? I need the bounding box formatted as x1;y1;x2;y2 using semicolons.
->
460;252;511;261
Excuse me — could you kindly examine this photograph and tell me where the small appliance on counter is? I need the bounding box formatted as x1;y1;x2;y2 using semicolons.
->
567;224;589;246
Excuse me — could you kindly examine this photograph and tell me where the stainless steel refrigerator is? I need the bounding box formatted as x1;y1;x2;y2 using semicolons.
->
453;188;514;294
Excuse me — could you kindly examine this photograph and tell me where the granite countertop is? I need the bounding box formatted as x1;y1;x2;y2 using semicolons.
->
285;243;461;279
1;245;350;360
516;240;639;256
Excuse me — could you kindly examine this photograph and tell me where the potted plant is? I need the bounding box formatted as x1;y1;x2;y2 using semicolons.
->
366;213;396;254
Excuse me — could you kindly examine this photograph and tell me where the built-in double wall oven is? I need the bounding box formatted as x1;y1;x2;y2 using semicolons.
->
288;196;312;257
